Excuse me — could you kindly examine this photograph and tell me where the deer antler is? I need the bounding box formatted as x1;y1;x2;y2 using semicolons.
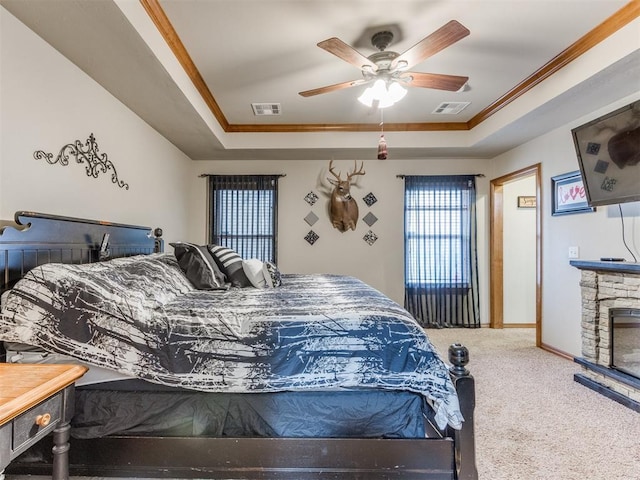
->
347;161;365;181
328;159;342;181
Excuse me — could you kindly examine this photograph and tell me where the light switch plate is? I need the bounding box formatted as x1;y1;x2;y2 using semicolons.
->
568;246;580;259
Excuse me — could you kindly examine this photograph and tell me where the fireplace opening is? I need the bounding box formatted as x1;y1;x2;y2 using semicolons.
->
610;308;640;379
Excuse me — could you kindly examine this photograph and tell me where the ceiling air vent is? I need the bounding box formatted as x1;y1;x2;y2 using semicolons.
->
432;101;470;114
251;103;281;115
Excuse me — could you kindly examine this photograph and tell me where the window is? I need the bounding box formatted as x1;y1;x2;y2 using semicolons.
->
405;185;471;288
403;175;480;327
208;175;279;263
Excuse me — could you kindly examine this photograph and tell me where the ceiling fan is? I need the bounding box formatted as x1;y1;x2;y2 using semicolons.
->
299;20;470;107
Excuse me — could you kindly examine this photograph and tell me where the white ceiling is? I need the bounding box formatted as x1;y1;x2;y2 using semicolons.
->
2;0;638;160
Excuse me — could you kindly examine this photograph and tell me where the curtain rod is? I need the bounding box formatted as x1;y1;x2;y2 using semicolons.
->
198;174;286;178
396;173;485;178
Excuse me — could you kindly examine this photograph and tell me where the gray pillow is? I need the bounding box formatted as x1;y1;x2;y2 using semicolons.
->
170;242;226;289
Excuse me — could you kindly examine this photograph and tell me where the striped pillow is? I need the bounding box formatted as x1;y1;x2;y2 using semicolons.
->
170;242;226;289
208;245;252;288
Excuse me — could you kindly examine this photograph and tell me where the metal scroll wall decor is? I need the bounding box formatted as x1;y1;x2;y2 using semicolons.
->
34;133;129;190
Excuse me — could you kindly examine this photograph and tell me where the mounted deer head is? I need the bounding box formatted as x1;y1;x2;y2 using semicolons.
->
327;160;365;232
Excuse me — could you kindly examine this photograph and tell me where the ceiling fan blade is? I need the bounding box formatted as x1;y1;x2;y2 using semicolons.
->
317;37;377;71
391;20;470;70
299;79;369;97
403;72;469;91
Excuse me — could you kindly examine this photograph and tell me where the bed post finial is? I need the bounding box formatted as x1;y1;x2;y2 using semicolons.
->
153;228;164;253
448;342;478;480
448;343;469;376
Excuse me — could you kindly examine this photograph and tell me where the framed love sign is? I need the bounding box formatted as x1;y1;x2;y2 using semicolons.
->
551;170;596;216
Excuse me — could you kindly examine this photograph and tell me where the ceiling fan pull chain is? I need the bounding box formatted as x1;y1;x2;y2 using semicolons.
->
378;110;388;160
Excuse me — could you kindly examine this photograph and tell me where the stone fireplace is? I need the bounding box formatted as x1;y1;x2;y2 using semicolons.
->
570;260;640;412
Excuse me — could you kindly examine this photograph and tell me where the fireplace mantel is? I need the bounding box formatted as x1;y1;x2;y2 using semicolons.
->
570;260;640;274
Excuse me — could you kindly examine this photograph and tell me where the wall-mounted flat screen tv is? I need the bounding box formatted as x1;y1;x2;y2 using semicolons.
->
571;100;640;207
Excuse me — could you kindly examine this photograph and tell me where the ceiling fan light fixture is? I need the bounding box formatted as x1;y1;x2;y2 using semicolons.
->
371;78;388;97
357;79;406;109
357;86;376;107
388;82;407;102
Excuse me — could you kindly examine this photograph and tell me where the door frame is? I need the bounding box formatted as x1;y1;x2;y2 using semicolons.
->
489;163;542;346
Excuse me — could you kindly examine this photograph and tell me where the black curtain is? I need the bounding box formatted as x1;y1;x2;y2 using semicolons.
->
208;175;280;263
403;175;480;328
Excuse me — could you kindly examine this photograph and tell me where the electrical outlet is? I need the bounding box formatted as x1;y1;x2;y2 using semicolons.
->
568;246;580;259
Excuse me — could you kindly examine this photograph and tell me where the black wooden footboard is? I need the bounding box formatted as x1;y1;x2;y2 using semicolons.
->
62;437;456;479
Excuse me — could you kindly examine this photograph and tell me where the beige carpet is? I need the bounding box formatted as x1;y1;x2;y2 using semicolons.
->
426;327;640;480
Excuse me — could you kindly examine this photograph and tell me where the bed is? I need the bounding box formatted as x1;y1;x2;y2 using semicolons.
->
0;211;477;479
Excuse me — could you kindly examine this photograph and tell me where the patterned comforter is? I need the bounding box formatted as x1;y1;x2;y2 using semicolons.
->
0;253;463;429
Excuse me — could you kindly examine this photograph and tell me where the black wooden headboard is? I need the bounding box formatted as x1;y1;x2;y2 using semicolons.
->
0;211;162;295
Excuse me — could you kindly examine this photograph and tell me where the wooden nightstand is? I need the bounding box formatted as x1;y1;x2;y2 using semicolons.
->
0;364;87;480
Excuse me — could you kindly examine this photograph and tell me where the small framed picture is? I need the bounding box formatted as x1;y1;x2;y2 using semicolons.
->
551;171;596;216
517;196;536;208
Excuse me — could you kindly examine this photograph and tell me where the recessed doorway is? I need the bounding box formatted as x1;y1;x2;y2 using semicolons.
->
490;164;541;346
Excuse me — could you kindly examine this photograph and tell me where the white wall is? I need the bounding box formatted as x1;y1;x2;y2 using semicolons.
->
503;176;537;325
492;93;640;356
0;7;192;242
187;158;491;319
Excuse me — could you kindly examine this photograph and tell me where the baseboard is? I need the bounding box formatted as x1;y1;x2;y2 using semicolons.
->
478;323;536;328
540;342;574;361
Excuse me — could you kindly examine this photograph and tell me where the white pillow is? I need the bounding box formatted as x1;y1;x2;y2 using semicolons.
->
262;261;282;287
242;259;267;288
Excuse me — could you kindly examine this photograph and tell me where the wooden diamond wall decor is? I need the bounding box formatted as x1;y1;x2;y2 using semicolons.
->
362;192;377;207
363;230;378;245
304;191;319;206
304;211;319;226
362;212;378;227
305;230;319;245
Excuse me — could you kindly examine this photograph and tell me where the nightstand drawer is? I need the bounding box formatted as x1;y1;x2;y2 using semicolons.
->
1;364;87;478
12;393;62;452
